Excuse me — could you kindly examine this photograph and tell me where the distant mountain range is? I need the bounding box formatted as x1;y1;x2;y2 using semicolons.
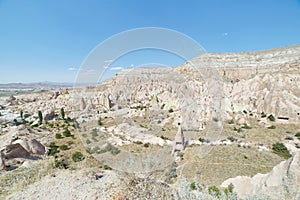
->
0;82;74;90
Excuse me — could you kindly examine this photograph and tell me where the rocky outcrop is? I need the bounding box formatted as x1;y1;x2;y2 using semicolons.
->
0;138;47;170
12;139;47;156
221;149;300;199
0;152;5;170
1;143;30;159
43;110;56;121
172;126;185;155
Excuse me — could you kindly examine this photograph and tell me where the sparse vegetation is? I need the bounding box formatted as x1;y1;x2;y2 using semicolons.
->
55;133;62;139
143;143;149;148
98;118;102;126
268;125;276;129
49;142;59;156
261;112;267;118
103;165;112;170
160;135;169;140
61;107;65;120
38;110;43;125
190;182;197;190
55;157;69;169
267;114;275;122
91;128;98;137
208;185;221;198
62;128;71;137
272;142;291;159
60;144;69;151
227;136;237;142
72;152;85;162
99;143;120;155
86;139;91;144
224;183;234;197
20;110;23;119
165;162;177;183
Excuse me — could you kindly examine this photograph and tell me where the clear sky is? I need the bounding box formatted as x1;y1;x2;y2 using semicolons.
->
1;0;300;83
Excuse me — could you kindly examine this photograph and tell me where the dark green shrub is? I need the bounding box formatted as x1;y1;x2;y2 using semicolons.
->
224;183;234;197
261;112;267;118
272;142;291;159
103;165;112;170
285;136;294;141
161;135;169;140
190;182;196;190
20;110;23;119
98;118;102;126
267;114;275;121
168;108;174;113
60;144;69;150
55;133;62;139
208;185;221;197
55;158;69;169
268;125;276;129
38;110;43;125
72;152;84;162
144;143;149;148
134;141;143;145
227;136;237;142
86;147;92;154
49;142;59;156
61;108;65;120
295;132;300;137
233;127;242;133
62;128;71;137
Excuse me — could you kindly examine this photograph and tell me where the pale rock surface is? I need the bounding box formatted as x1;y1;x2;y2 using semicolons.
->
221;149;300;199
9;169;122;200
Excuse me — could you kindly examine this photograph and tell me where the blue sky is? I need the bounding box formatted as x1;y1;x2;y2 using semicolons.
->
0;0;300;83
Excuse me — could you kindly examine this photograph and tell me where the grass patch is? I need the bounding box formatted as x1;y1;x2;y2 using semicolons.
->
272;142;291;159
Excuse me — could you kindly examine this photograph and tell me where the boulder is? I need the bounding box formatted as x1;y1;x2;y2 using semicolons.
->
1;143;30;159
13;139;47;156
44;110;56;121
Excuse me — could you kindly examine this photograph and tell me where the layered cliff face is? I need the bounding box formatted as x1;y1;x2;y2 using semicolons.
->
99;45;300;131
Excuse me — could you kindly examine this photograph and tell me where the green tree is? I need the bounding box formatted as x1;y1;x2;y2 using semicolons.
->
61;107;65;120
38;111;43;125
20;110;23;119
